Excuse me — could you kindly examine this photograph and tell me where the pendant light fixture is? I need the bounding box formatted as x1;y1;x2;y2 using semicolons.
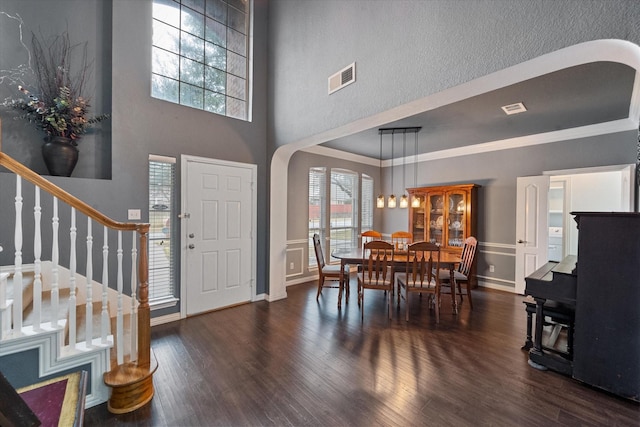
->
387;131;397;208
412;129;421;208
376;130;385;208
399;131;409;208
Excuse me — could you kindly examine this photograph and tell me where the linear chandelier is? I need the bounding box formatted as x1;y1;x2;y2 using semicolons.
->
378;127;421;209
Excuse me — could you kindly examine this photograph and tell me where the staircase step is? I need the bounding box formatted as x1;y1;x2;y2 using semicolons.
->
6;271;35;313
22;288;71;328
110;312;133;366
67;301;109;345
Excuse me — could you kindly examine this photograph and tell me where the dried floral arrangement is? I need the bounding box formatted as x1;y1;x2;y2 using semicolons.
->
3;30;109;143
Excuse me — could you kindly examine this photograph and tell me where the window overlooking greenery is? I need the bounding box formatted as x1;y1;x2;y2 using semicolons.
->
308;168;374;268
152;0;251;120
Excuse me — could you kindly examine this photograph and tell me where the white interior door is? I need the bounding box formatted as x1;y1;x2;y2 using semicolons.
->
514;175;549;294
182;156;255;316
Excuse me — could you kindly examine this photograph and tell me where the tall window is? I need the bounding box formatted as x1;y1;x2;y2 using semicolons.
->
361;174;374;232
308;168;373;268
329;169;358;255
148;156;177;305
152;0;251;120
308;167;326;267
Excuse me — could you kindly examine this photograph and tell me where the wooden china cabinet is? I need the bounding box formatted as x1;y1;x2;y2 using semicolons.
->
407;184;480;284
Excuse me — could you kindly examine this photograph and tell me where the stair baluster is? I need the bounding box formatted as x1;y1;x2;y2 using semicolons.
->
51;197;59;328
130;233;138;361
69;208;77;348
33;186;42;331
116;231;124;364
85;218;93;348
101;226;109;345
13;176;23;334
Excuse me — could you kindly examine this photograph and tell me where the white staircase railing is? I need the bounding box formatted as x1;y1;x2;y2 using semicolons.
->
0;145;155;413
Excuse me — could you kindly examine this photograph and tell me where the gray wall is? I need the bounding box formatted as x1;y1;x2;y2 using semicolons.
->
268;0;640;149
1;0;270;314
288;131;637;288
271;0;640;290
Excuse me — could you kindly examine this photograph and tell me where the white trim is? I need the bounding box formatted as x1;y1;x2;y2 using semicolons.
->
150;296;179;311
270;39;640;303
285;247;304;277
180;155;258;317
148;154;176;163
478;279;516;293
543;163;634;176
151;312;181;326
478;242;516;249
480;250;516;257
287;238;309;245
302;145;380;166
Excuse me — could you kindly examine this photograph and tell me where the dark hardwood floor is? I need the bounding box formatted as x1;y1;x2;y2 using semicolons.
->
85;277;640;426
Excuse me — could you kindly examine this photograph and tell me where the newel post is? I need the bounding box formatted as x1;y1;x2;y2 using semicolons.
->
136;224;151;368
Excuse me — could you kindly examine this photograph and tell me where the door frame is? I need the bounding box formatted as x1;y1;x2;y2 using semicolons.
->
179;154;257;319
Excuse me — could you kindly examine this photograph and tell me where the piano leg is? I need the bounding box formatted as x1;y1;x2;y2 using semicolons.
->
522;305;533;350
528;297;549;371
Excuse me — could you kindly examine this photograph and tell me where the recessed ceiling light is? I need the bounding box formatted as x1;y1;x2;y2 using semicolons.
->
501;102;527;115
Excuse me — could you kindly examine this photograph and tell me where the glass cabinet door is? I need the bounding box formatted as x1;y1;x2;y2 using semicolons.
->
410;194;426;242
427;193;444;246
446;190;466;248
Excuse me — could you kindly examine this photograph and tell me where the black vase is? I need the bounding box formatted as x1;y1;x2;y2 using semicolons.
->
42;136;79;177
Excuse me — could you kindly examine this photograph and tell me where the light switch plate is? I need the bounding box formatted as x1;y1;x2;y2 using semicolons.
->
128;209;141;220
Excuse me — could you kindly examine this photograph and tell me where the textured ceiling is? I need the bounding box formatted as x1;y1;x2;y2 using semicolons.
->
320;61;636;160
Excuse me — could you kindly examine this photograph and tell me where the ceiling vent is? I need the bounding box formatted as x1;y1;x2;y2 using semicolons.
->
501;102;527;115
328;62;356;95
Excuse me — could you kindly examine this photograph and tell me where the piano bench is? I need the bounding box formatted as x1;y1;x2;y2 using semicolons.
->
522;299;575;354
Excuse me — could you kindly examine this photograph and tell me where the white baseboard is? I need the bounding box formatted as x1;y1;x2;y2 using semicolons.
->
150;312;181;326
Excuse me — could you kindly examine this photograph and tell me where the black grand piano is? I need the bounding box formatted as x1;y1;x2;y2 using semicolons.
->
524;212;640;402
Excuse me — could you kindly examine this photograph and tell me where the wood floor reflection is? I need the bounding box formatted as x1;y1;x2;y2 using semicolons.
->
85;277;639;426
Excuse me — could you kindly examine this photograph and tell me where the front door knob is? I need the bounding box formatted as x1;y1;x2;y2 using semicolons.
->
188;244;195;249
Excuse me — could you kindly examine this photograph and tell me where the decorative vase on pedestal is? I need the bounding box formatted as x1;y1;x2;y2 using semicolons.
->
41;136;79;177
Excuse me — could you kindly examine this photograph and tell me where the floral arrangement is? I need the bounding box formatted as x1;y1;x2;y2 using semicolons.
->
3;30;109;143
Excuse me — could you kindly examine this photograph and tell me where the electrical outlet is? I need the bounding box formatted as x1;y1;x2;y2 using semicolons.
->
489;265;495;273
128;209;141;220
289;262;295;270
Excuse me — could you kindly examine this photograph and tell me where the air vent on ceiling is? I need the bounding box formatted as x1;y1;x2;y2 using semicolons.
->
501;102;527;115
328;62;356;95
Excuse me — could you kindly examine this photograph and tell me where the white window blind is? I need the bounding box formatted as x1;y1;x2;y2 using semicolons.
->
148;156;176;302
308;167;326;267
361;174;374;232
329;169;358;256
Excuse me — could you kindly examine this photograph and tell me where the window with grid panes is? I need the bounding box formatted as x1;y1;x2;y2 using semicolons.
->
308;167;326;267
308;168;372;268
148;156;177;304
152;0;251;120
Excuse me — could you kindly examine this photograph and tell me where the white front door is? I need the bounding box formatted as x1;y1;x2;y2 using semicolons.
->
514;175;549;294
182;156;256;316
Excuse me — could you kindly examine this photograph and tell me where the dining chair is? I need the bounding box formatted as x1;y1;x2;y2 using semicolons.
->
312;233;348;301
390;231;412;251
358;240;395;320
361;230;382;246
438;236;477;309
397;241;441;322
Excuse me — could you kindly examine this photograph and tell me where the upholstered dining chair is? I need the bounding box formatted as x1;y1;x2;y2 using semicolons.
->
312;233;348;301
438;236;477;309
390;231;412;251
358;240;395;320
397;241;441;322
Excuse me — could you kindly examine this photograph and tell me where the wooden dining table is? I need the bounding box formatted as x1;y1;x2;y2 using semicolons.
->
331;248;462;314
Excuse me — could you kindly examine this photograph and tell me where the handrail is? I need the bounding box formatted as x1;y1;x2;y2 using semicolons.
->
0;151;149;234
1;124;154;412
